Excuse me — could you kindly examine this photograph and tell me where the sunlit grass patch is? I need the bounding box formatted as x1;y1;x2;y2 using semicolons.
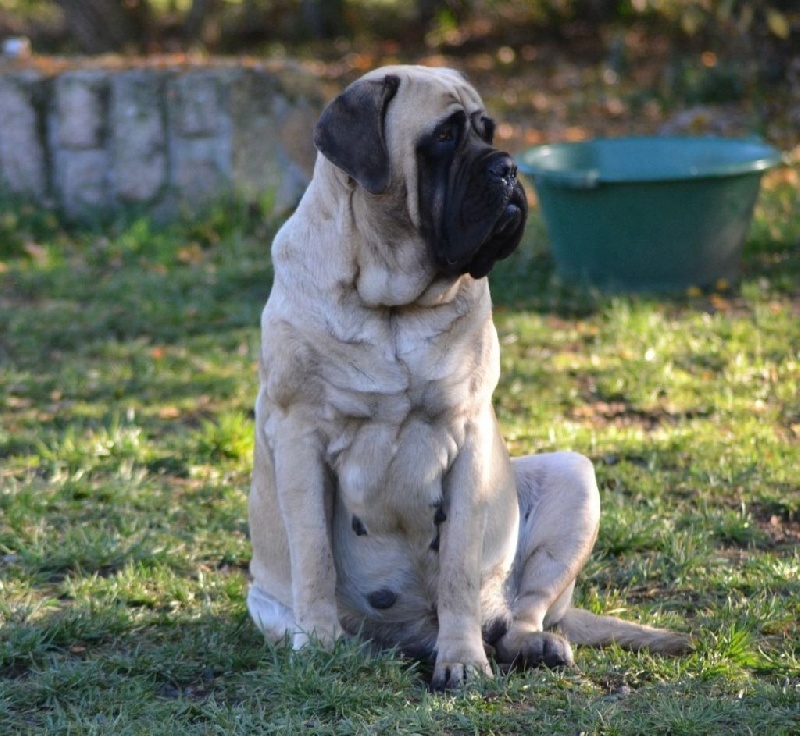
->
195;411;254;464
1;184;798;732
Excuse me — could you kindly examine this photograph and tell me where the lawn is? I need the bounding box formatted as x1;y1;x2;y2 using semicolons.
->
1;164;799;733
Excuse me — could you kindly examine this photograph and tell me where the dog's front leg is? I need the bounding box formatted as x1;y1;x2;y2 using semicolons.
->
433;430;493;689
274;415;342;649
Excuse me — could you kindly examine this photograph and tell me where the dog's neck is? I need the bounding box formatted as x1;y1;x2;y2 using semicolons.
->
304;157;482;309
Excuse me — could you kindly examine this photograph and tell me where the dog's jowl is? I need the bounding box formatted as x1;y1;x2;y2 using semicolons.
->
246;65;692;690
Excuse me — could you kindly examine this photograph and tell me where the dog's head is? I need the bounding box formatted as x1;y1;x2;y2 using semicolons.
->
314;66;527;280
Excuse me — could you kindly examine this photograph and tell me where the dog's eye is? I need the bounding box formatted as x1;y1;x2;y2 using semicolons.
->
430;111;465;149
436;126;455;143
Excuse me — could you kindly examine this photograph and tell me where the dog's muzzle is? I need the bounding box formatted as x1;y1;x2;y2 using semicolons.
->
442;149;528;279
487;155;525;240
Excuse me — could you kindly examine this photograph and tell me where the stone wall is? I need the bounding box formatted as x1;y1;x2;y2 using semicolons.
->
0;57;325;221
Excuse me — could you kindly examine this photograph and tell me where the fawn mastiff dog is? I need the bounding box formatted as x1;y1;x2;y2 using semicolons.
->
247;65;691;689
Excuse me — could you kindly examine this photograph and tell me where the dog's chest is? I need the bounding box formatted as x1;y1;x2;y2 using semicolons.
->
321;310;486;530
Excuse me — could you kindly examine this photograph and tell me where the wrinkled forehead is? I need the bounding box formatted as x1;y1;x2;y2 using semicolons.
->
371;66;486;132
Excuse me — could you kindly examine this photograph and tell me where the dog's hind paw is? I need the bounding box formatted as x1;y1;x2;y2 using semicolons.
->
494;629;575;670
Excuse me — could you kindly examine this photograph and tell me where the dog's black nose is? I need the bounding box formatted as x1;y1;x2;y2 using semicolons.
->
489;155;517;184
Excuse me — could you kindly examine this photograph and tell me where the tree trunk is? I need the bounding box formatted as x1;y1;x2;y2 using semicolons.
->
301;0;346;39
183;0;220;46
54;0;152;54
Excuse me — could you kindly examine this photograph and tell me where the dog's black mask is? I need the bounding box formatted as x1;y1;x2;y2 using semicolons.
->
417;109;528;279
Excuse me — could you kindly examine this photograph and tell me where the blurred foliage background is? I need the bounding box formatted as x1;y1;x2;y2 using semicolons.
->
0;1;797;76
1;2;798;152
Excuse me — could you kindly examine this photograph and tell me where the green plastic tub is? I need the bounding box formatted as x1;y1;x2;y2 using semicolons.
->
518;136;783;292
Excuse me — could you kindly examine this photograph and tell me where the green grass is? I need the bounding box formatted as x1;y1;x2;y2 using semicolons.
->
1;181;799;735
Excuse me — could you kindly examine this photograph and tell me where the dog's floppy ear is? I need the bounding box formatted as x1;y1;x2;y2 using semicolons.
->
314;74;400;195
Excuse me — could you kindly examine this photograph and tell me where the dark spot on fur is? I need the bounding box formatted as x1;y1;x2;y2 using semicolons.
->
429;532;440;552
433;506;447;525
367;588;397;610
482;615;510;646
400;642;436;662
352;515;367;536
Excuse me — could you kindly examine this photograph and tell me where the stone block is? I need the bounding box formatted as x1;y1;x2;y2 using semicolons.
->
0;71;47;199
169;70;222;137
229;69;283;200
111;71;166;204
0;58;325;219
55;71;108;149
56;149;111;219
277;101;317;177
170;137;227;206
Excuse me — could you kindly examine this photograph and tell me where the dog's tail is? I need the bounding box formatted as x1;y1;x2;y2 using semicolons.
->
558;607;693;655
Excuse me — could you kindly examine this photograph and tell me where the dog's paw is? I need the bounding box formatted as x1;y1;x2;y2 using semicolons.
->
431;639;492;690
431;658;492;690
657;631;695;656
495;628;574;670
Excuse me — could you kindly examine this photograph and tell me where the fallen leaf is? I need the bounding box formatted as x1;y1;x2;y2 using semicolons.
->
766;9;791;39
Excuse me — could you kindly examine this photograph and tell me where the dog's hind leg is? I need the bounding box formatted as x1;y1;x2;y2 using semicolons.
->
494;451;600;668
556;606;693;655
495;452;692;667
